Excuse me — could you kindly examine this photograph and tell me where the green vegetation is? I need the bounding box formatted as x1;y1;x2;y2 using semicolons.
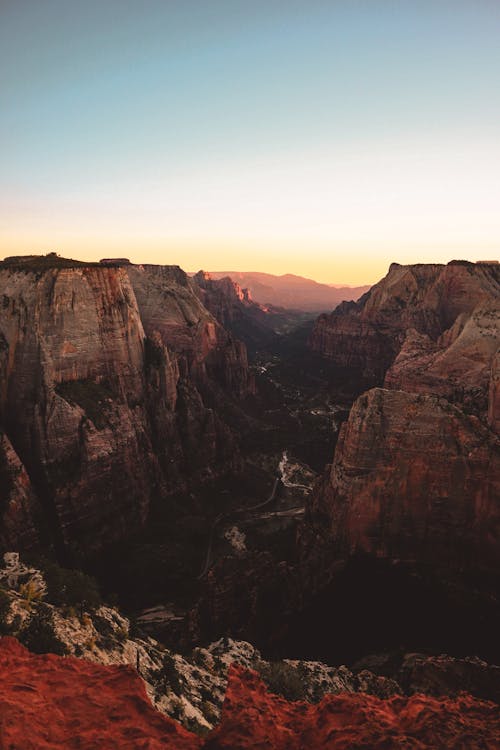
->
43;561;101;611
18;579;45;611
153;653;183;698
19;605;67;656
0;588;11;634
55;379;113;430
256;661;307;702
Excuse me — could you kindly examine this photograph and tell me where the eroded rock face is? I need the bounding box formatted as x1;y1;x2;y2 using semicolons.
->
192;271;282;354
310;261;500;400
385;305;500;423
0;432;40;551
311;388;500;572
0;260;253;554
306;261;499;605
208;665;500;750
1;639;498;750
0;637;200;750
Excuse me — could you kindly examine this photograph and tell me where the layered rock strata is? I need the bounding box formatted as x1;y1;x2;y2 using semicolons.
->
0;257;253;554
310;261;500;414
310;388;500;572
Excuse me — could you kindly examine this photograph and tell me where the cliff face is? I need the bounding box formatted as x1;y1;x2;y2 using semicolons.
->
310;261;500;400
192;271;281;353
311;388;500;572
306;260;500;589
1;639;498;750
0;259;253;555
0;431;41;550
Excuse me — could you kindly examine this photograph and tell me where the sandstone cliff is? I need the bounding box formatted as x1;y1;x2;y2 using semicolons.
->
304;261;500;635
192;270;292;354
310;388;500;572
0;257;253;555
310;261;500;410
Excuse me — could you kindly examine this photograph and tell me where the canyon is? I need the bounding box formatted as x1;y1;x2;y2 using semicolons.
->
0;254;499;747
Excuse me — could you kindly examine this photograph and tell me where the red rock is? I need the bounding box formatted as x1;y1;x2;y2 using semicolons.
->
1;639;498;750
0;636;200;750
310;261;500;400
207;665;500;749
311;388;500;572
0;259;253;552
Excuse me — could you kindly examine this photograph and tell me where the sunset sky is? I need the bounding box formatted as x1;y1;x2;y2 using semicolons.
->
1;1;499;284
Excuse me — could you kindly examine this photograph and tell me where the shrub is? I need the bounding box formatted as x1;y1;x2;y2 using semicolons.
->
0;588;11;634
43;562;101;611
153;653;183;698
256;661;307;702
19;606;67;656
18;579;45;610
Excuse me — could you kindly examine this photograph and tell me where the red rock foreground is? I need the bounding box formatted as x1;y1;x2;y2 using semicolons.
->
1;638;499;750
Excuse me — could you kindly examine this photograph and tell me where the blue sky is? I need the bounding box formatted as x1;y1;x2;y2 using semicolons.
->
1;1;499;282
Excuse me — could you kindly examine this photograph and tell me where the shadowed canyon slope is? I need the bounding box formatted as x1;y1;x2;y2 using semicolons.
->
308;260;499;567
0;257;253;555
304;260;500;640
311;388;500;571
1;638;498;750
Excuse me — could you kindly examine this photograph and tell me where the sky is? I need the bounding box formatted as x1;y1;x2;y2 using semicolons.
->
1;1;499;285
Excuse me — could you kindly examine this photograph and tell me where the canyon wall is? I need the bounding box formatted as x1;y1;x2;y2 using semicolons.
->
0;258;253;555
308;260;500;578
310;261;500;405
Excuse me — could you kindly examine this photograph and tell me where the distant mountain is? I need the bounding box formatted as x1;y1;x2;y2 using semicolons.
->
207;271;370;312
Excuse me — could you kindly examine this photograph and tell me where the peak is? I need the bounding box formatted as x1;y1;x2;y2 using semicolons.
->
193;270;213;281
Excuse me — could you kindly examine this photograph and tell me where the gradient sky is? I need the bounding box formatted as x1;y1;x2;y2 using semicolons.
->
1;1;499;284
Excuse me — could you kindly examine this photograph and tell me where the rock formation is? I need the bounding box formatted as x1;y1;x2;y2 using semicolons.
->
310;388;500;572
308;261;500;571
1;639;498;749
0;256;253;555
208;665;500;750
0;637;200;750
207;270;370;312
310;261;500;405
193;271;300;354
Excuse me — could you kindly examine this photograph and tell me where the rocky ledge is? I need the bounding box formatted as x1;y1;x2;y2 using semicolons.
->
1;638;498;750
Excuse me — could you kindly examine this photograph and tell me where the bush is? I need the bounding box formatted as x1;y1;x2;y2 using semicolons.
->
19;606;67;656
0;588;11;634
43;562;101;611
153;653;183;698
256;661;307;702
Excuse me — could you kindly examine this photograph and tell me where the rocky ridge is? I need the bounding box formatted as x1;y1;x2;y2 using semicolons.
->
307;260;500;576
2;552;498;736
1;639;498;749
310;261;500;412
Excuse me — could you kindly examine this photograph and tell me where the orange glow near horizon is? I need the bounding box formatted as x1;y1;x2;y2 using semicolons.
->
2;141;499;286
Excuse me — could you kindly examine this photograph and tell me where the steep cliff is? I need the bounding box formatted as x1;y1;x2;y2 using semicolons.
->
0;256;253;555
310;388;500;573
310;261;500;403
193;271;295;354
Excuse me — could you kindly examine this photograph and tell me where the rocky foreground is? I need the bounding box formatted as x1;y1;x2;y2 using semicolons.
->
1;637;499;750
